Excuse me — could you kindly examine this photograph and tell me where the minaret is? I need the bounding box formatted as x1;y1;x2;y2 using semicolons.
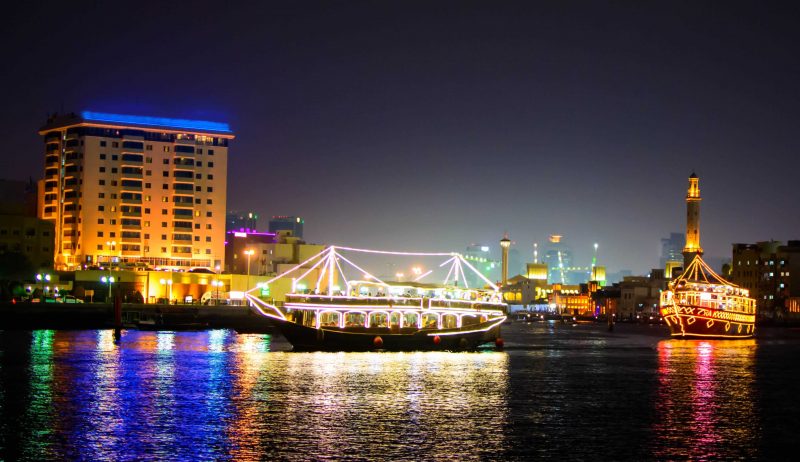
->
682;172;703;267
500;234;511;286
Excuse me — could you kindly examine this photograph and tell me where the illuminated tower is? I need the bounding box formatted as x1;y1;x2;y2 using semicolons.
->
682;172;703;267
500;234;511;286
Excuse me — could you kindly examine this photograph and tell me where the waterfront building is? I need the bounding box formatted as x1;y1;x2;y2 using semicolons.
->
226;211;259;232
0;179;55;270
38;111;233;271
463;243;499;288
268;215;304;239
730;240;800;321
618;271;668;320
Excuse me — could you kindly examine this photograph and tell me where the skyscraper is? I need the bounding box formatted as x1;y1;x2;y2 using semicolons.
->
660;232;685;269
38;111;233;270
268;216;304;238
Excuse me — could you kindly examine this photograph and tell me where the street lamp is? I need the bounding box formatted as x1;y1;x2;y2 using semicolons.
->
36;273;51;299
101;275;115;302
159;278;173;303
244;249;255;289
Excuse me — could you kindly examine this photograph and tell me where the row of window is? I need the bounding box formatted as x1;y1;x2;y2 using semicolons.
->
98;166;214;180
96;218;213;230
98;205;214;216
95;230;213;242
96;243;214;255
98;140;216;155
98;179;215;192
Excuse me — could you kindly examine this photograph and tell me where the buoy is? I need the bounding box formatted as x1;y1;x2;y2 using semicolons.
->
495;337;504;349
433;335;441;345
374;336;383;348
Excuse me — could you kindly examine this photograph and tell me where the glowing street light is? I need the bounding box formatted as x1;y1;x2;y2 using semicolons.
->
211;280;224;305
101;275;115;302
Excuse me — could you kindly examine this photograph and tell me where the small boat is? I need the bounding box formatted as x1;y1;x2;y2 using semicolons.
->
245;246;507;351
660;255;756;338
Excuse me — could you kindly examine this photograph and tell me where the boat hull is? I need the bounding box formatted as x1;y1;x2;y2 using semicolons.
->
662;304;755;339
273;318;503;351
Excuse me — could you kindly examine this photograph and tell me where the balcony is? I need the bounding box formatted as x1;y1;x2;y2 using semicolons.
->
121;141;144;152
120;153;144;165
120;180;143;192
120;167;143;179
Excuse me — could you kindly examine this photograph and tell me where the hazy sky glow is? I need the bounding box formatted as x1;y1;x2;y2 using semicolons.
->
3;1;799;274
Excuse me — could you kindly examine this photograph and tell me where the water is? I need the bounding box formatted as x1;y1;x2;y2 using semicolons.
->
1;323;798;460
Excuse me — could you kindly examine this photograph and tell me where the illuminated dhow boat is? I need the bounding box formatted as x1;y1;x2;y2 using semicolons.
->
244;246;507;351
660;255;756;338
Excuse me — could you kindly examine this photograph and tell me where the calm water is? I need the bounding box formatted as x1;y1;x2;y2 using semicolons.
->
1;323;798;460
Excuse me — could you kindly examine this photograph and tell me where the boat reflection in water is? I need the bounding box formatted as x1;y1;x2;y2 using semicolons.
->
652;339;758;460
226;335;510;460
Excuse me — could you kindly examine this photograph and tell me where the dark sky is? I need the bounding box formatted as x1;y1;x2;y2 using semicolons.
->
2;1;799;274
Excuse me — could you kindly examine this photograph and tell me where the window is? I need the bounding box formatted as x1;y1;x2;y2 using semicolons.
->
98;218;104;224
208;162;214;167
163;159;169;165
206;236;211;242
197;148;203;154
195;223;200;229
144;221;150;227
146;157;153;163
161;222;167;227
206;224;212;230
112;142;119;148
161;247;167;253
196;161;202;167
98;179;105;186
161;234;167;240
111;180;117;186
109;232;116;237
110;206;116;212
97;231;104;237
145;183;151;188
163;171;169;177
206;199;212;204
207;174;213;180
206;211;212;217
163;184;169;190
208;149;214;156
111;167;118;173
195;198;201;204
100;153;107;160
195;210;200;217
194;236;200;241
163;146;170;152
98;205;105;211
100;141;107;147
111;193;117;199
207;187;213;192
112;154;118;161
146;145;153;151
162;197;168;202
98;193;105;198
98;244;104;250
195;186;201;192
162;209;167;215
99;166;106;173
146;170;152;176
195;173;202;179
206;249;211;255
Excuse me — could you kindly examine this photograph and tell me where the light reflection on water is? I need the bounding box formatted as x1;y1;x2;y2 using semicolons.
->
2;326;797;460
652;339;758;460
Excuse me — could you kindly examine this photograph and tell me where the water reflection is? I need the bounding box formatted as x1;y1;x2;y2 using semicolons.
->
2;330;509;461
653;339;758;460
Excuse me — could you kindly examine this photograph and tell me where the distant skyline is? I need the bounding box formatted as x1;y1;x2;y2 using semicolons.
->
3;1;799;274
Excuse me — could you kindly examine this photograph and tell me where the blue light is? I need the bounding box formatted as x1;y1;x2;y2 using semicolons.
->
81;111;232;133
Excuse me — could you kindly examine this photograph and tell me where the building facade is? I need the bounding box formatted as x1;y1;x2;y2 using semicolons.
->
730;240;800;321
226;210;259;232
38;112;233;270
268;216;304;239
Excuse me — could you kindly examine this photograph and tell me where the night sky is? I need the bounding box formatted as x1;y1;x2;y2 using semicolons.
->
3;1;799;274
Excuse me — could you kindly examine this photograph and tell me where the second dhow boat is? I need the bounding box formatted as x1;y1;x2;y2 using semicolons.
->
660;254;756;338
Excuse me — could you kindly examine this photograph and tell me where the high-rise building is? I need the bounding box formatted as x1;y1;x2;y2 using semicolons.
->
660;232;684;270
38;111;233;270
226;210;259;232
543;234;573;284
730;240;800;320
268;216;304;238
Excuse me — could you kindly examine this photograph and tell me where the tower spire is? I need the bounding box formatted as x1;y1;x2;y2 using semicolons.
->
683;172;703;267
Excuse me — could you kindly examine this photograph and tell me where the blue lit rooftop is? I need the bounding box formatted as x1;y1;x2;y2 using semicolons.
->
80;111;232;134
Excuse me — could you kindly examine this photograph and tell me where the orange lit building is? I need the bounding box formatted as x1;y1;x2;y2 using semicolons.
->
38;112;233;270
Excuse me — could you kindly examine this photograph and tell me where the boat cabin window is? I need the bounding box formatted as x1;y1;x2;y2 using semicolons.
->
462;314;480;327
442;314;458;329
390;312;401;328
422;313;439;329
320;311;340;328
345;312;366;328
369;312;389;328
403;312;419;328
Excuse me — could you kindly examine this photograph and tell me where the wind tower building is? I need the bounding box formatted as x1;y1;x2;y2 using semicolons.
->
683;172;703;268
500;234;511;286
